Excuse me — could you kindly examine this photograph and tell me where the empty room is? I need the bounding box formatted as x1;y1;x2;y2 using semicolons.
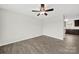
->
0;4;79;54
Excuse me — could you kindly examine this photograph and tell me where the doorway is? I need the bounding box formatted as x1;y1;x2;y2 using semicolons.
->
63;15;79;53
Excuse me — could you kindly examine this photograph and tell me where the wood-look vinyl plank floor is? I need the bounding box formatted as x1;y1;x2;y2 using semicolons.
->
0;35;79;54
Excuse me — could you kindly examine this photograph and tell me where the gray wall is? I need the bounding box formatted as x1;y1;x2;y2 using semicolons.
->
0;5;42;46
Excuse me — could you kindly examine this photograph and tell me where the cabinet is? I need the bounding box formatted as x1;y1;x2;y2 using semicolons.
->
66;29;79;35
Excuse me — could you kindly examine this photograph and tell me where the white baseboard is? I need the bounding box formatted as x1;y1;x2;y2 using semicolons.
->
0;35;42;46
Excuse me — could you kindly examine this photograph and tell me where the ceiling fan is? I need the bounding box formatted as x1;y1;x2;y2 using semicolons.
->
32;4;54;16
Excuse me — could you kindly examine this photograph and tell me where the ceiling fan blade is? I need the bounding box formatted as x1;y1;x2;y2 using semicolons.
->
45;8;54;12
32;10;40;12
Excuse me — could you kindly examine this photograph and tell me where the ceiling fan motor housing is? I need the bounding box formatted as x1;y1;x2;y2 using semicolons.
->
32;4;54;16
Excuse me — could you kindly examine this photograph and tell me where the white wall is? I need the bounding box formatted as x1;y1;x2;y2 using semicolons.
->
43;12;64;40
0;6;42;46
43;4;64;40
0;4;79;46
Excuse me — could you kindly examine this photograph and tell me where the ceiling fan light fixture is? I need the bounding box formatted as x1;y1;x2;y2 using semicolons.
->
32;4;54;16
40;11;45;15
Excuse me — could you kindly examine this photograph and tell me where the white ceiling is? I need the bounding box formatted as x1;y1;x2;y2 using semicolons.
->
0;4;79;19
